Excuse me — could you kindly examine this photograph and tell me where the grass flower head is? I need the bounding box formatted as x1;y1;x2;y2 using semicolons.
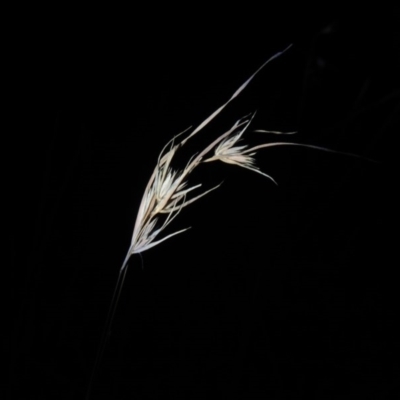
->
127;45;308;257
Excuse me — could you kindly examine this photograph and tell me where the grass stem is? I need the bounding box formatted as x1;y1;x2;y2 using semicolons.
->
85;252;131;399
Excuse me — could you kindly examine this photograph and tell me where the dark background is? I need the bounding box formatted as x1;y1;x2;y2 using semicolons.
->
10;12;400;399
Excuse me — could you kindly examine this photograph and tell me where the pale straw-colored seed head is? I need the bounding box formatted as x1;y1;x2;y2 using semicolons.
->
127;46;298;257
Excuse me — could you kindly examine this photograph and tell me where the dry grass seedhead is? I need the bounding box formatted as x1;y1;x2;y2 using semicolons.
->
127;45;309;257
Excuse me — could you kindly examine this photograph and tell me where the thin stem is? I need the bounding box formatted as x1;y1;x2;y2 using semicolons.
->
85;252;131;400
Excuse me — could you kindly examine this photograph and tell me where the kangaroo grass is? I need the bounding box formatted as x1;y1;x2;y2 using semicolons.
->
86;44;361;398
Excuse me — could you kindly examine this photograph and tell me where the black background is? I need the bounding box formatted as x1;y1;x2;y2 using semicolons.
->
9;11;400;399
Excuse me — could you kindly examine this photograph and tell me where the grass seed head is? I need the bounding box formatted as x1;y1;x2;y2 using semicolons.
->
128;46;296;255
